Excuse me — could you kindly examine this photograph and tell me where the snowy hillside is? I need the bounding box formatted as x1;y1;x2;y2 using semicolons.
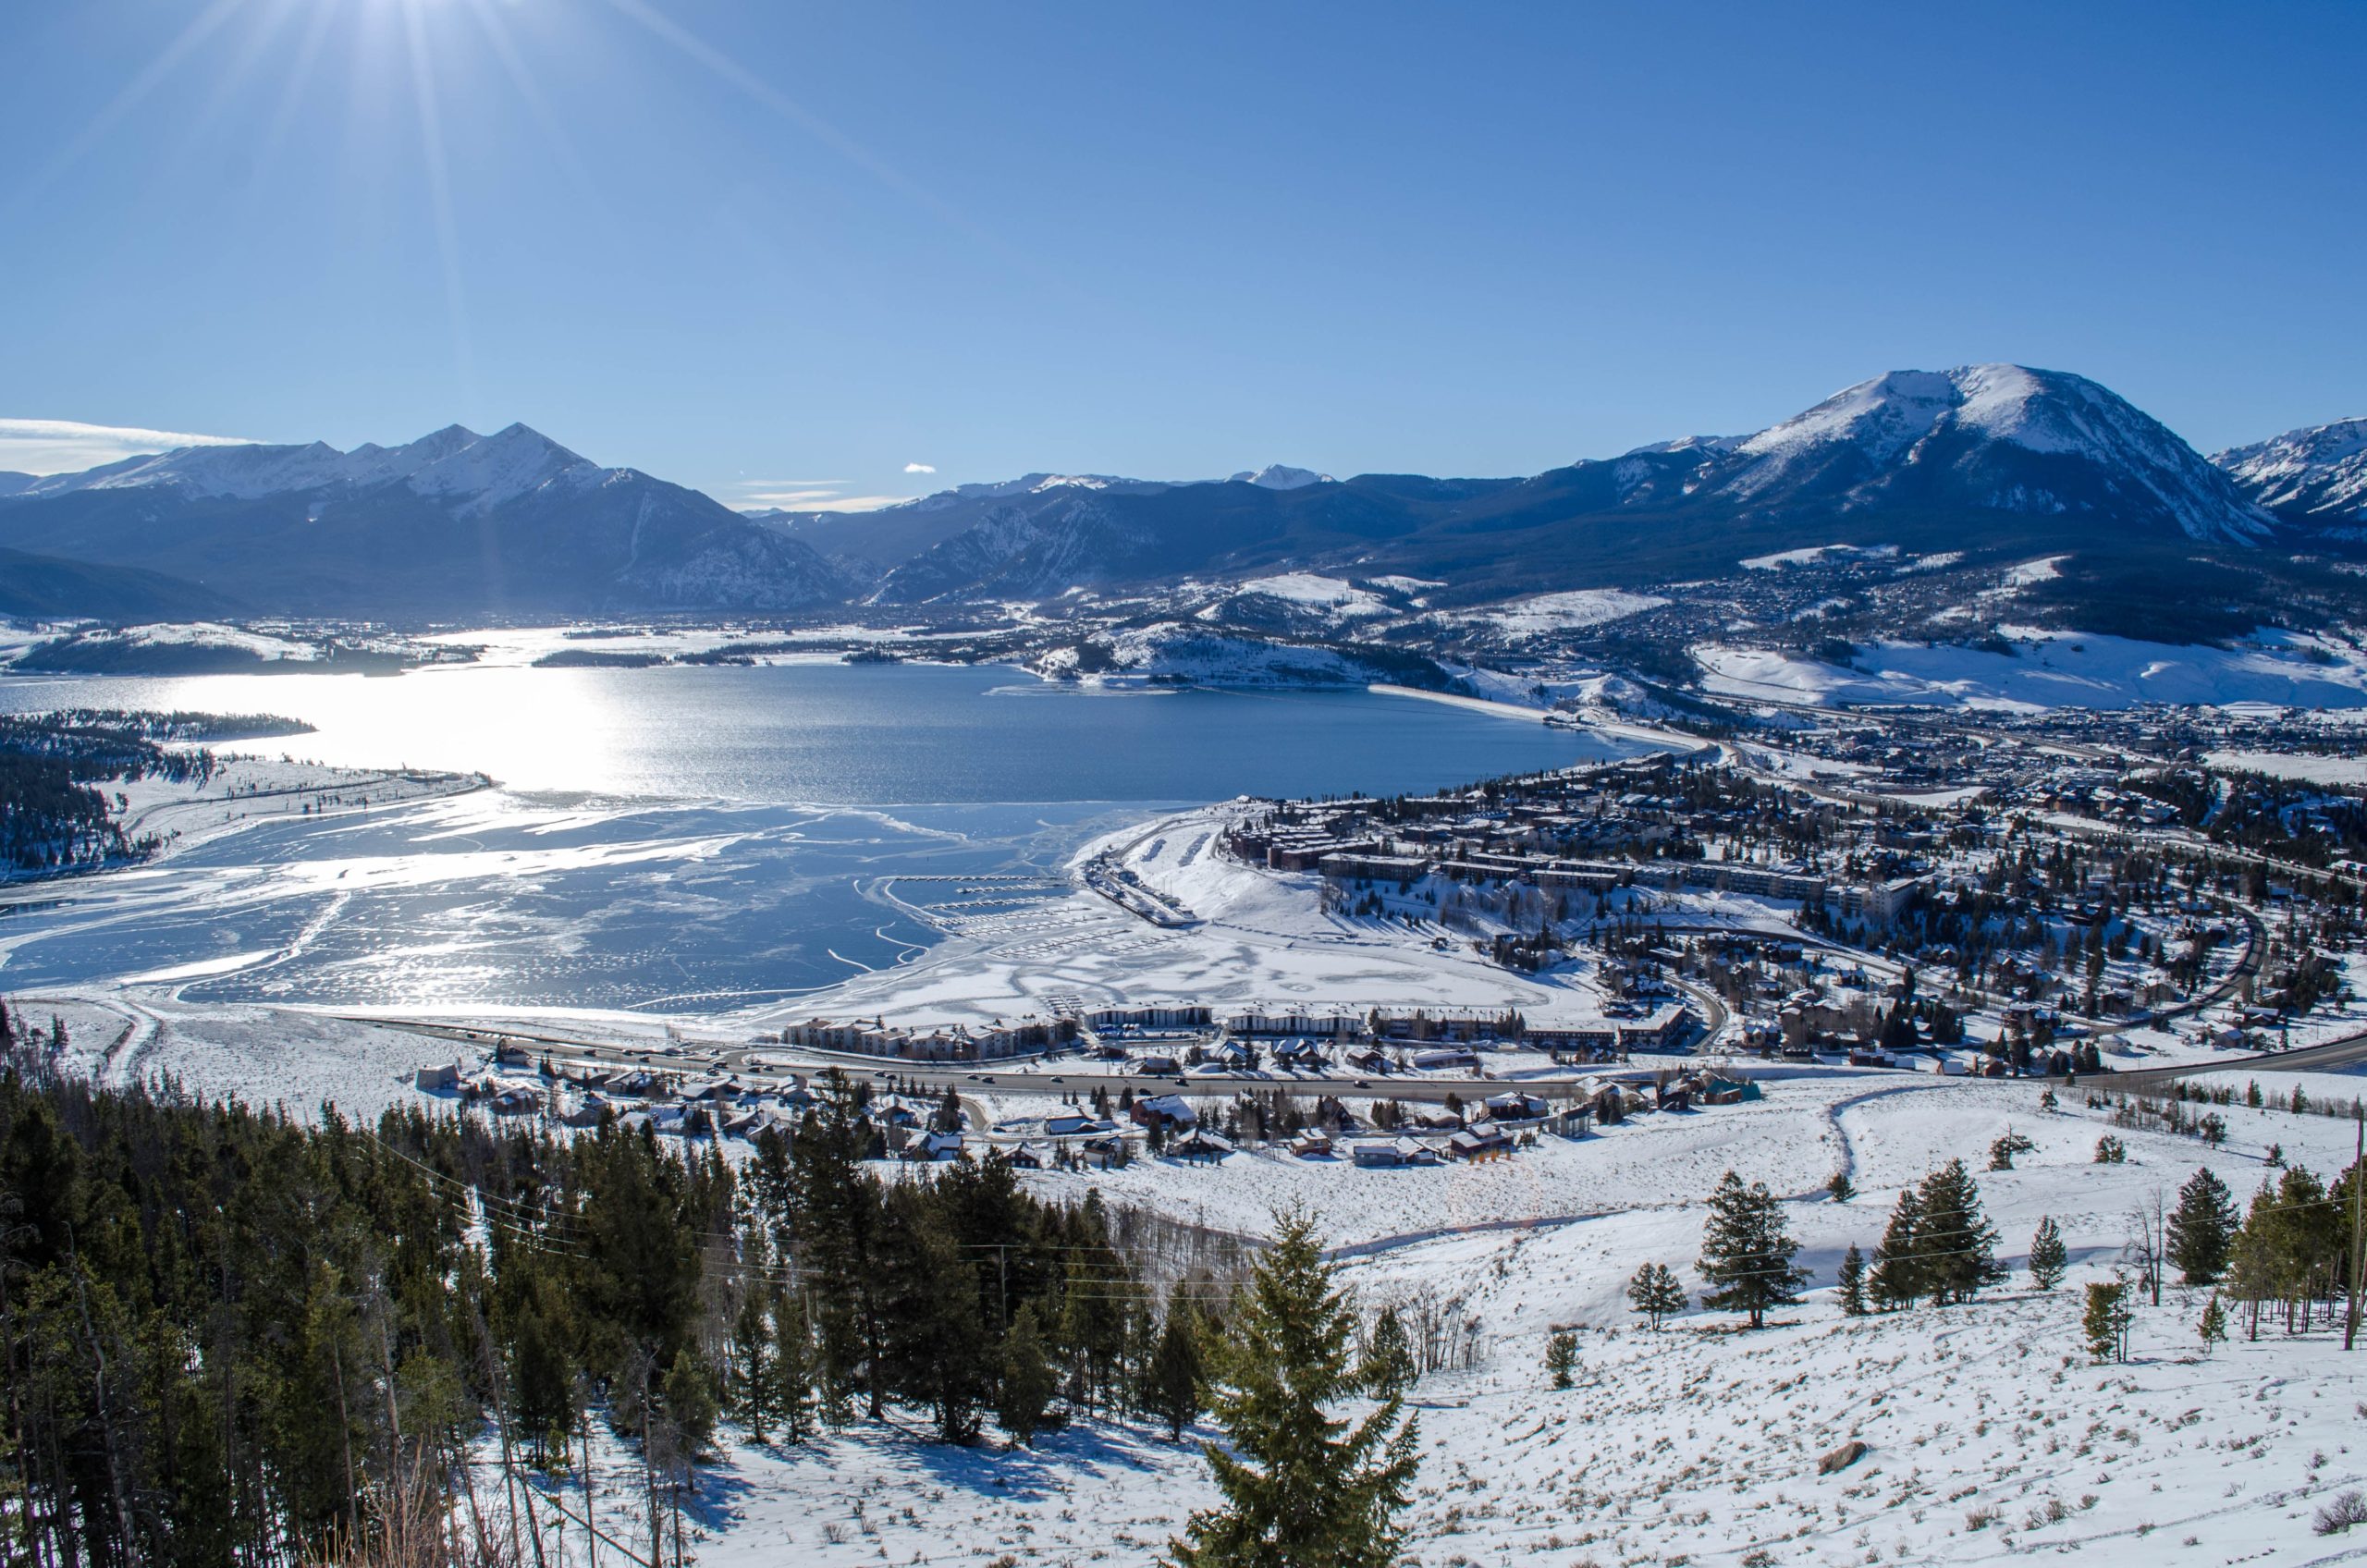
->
1696;628;2367;711
2215;417;2367;528
1718;364;2275;545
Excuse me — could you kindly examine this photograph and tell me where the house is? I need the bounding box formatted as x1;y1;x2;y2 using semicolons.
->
1484;1091;1551;1123
1135;1054;1184;1076
1448;1126;1515;1161
1272;1038;1327;1070
564;1093;617;1129
905;1130;964;1162
1291;1131;1335;1158
1004;1144;1046;1170
1352;1136;1442;1169
1131;1093;1196;1130
1698;1074;1761;1105
1170;1128;1233;1164
1412;1048;1480;1072
414;1061;463;1093
1045;1112;1114;1138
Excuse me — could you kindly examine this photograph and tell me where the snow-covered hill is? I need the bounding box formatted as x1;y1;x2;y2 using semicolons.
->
2214;417;2367;530
1710;364;2275;545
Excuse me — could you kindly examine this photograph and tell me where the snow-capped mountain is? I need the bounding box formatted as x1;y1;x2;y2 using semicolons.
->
15;422;601;516
1703;364;2275;545
817;363;2289;604
1228;464;1334;490
0;424;847;616
4;366;2339;621
2214;418;2367;530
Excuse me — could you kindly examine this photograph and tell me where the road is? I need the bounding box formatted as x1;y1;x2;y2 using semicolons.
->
2103;1023;2367;1095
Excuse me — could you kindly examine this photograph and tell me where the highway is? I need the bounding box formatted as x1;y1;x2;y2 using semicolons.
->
2102;1023;2367;1096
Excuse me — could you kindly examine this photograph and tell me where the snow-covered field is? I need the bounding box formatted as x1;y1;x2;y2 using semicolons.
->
487;1078;2367;1567
2206;749;2367;786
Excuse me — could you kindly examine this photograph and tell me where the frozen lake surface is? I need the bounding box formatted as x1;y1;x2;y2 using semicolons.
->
0;662;1652;1011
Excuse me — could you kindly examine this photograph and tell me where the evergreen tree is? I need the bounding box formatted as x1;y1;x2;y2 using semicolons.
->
1625;1263;1686;1330
877;1182;988;1444
1836;1244;1868;1317
1913;1159;2004;1305
1869;1188;1926;1309
2029;1217;2068;1292
769;1288;817;1444
1147;1299;1208;1440
2199;1292;2228;1356
1827;1170;1856;1204
661;1346;719;1459
1544;1330;1577;1390
2167;1167;2239;1284
1696;1172;1808;1330
2082;1280;2131;1364
1169;1210;1419;1568
1360;1304;1417;1398
997;1302;1059;1447
500;1261;578;1464
1987;1131;2035;1171
730;1286;774;1442
789;1069;887;1421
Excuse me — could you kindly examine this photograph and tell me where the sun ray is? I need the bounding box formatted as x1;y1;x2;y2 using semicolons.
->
239;0;340;211
9;0;251;213
169;0;304;183
596;0;1042;278
403;0;477;410
460;0;621;238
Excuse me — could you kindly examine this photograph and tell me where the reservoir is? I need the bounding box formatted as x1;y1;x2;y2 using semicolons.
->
0;660;1663;1011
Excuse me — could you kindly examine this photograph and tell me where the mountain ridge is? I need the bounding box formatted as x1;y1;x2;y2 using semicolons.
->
3;366;2358;620
2214;417;2367;530
0;424;846;616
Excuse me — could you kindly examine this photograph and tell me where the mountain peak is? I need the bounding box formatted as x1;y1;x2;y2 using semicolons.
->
1719;363;2273;544
1230;463;1333;490
406;423;594;514
2214;416;2367;525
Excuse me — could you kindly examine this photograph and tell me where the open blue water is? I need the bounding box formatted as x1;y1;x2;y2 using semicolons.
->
0;662;1652;1011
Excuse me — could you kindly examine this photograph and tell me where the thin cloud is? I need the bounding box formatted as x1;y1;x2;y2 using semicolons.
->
736;486;913;513
903;461;937;474
0;417;250;475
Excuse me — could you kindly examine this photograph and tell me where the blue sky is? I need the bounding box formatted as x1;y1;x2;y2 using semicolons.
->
2;0;2361;510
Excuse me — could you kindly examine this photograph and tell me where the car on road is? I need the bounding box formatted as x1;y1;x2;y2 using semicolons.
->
1354;1079;1370;1088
